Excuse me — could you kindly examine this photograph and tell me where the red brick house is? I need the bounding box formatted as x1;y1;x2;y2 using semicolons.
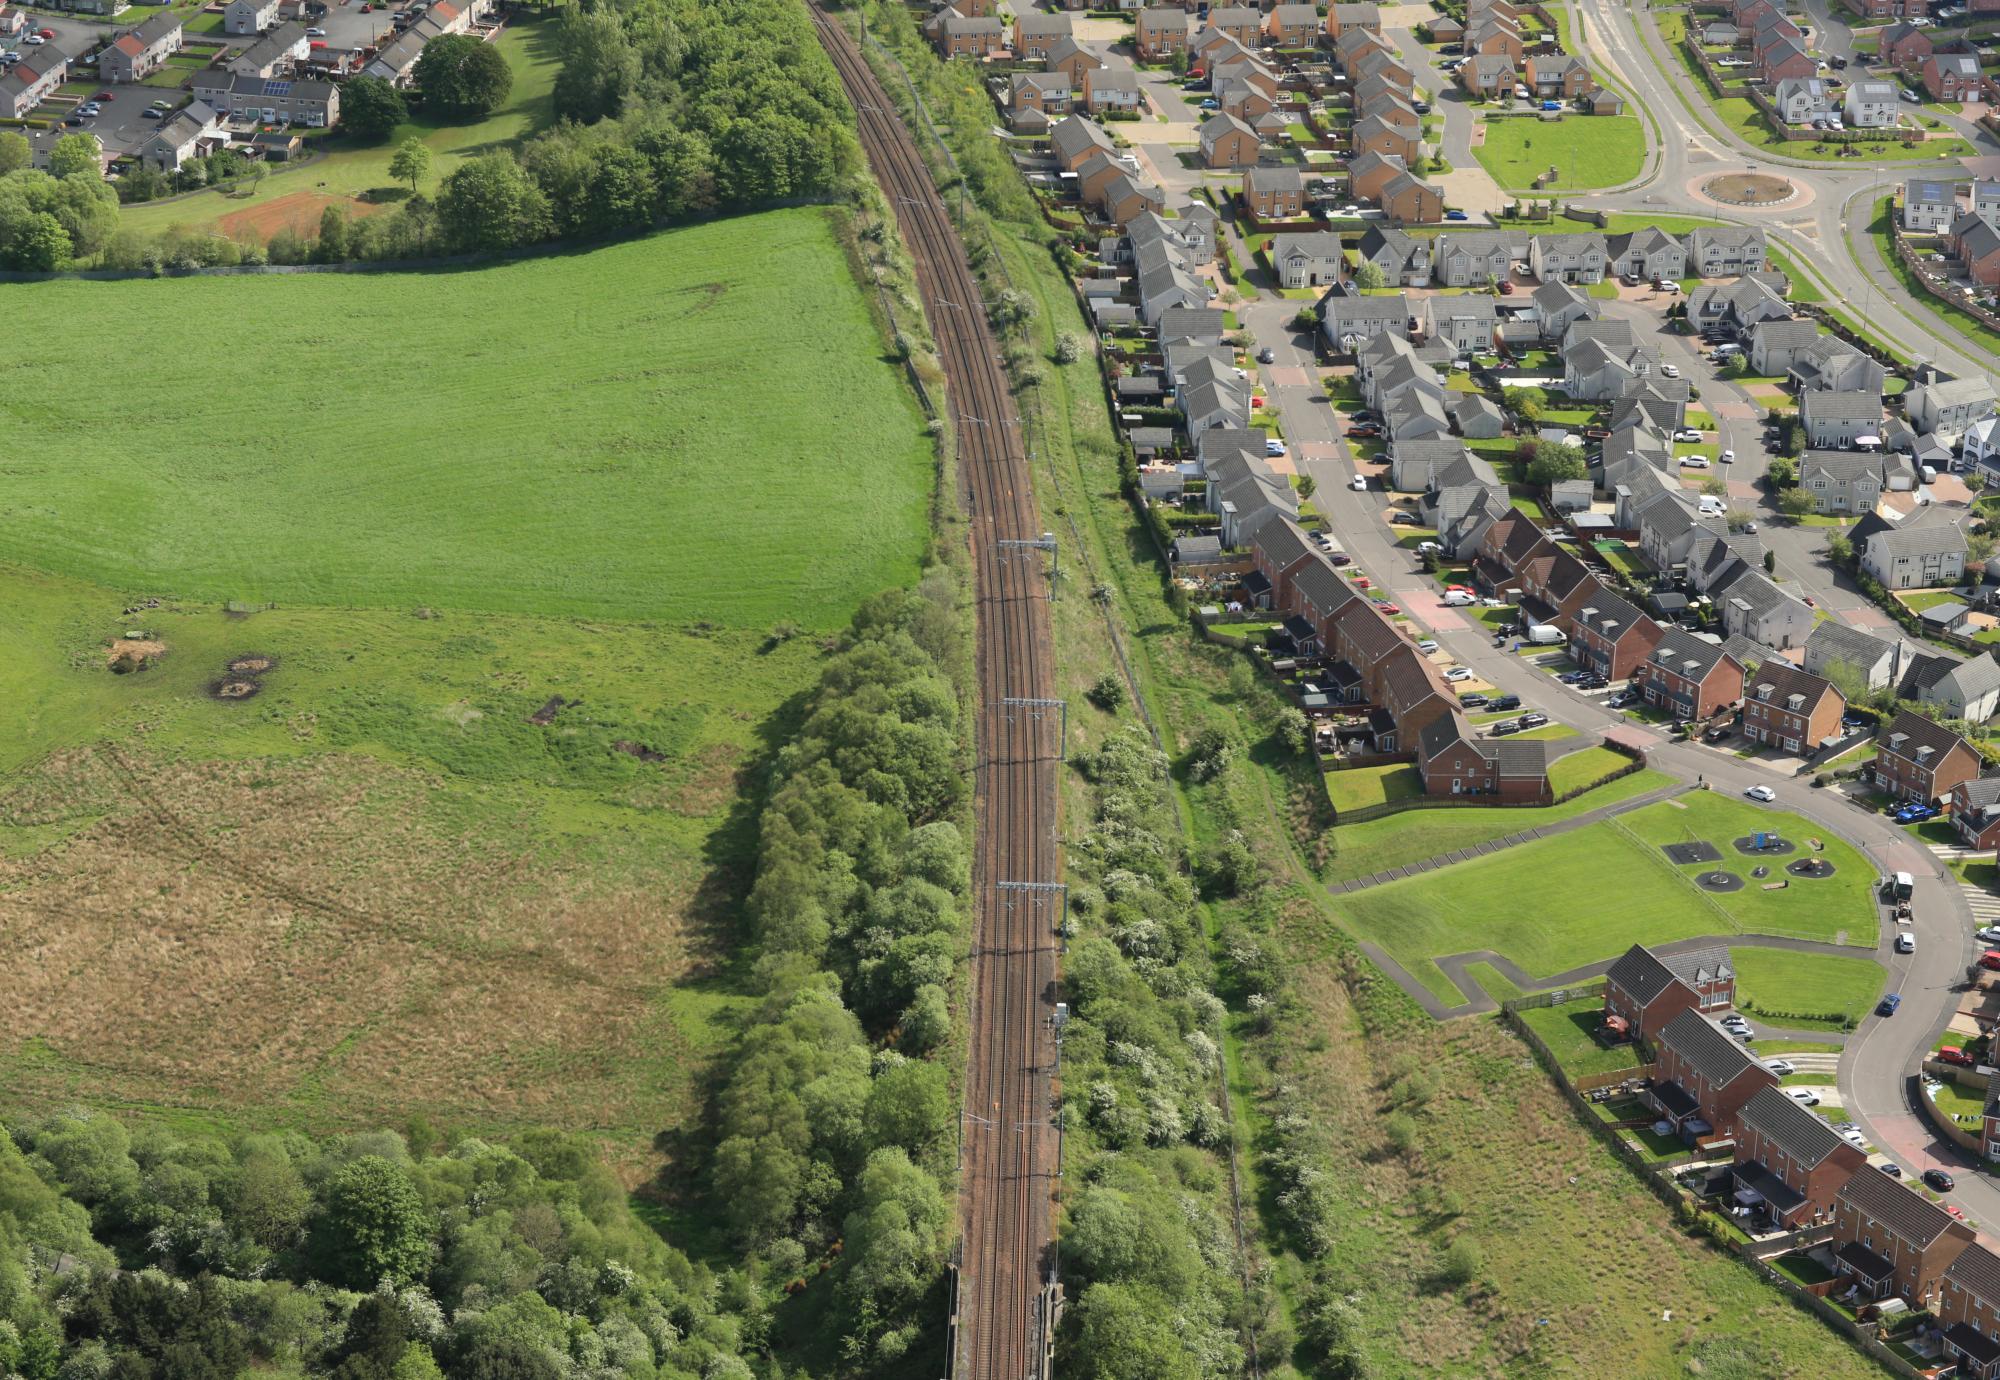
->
1476;511;1556;586
1949;213;2000;289
1602;942;1735;1045
1515;549;1601;635
1207;4;1263;48
1875;710;1981;804
1953;777;2000;852
1243;164;1305;219
931;10;1005;59
1372;643;1456;751
1759;37;1817;84
1352;115;1422;164
1741;662;1844;756
1329;597;1402;679
1265;2;1320;46
1047;35;1105;86
1294;560;1360;657
1633;628;1745;723
1568;587;1663;682
1880;21;1936;75
1416;712;1551;800
1379;171;1445;227
1732;1086;1867;1229
1647;1008;1779;1139
1939;1244;2000;1380
1199;111;1262;169
1925;49;1985;102
1133;6;1190;61
1833;1168;1976;1308
1248;516;1326;611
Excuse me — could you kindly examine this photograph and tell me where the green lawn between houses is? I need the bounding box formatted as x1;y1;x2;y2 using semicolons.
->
1729;948;1886;1030
1547;745;1630;796
119;18;560;237
1516;995;1645;1078
1471;115;1646;192
1337;792;1879;1004
1325;763;1424;813
0;210;932;628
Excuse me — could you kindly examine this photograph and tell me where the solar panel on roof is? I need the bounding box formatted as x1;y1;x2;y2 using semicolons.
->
263;79;291;95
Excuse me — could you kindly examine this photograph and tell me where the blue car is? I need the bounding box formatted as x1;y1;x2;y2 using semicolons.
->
1444;209;1469;221
1878;993;1902;1017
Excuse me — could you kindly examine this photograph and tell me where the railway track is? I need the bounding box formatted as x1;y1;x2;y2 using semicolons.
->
805;6;1060;1377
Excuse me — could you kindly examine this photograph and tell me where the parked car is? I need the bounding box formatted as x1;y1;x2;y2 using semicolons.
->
1977;926;2000;944
1350;475;1368;491
1896;932;1916;954
1878;993;1903;1016
1673;428;1703;442
139;107;164;119
1879;1162;1903;1178
1490;718;1522;736
1720;449;1735;464
1265;439;1287;457
1926;1168;1956;1191
1443;666;1473;682
1518;711;1548;728
1457;692;1487;708
1680;456;1710;469
1444;209;1469;221
1938;1047;1978;1067
1981;950;2000;971
1703;725;1731;743
1661;364;1681;379
1330;552;1351;566
1487;694;1520;711
1765;1059;1796;1076
1744;784;1776;802
1257;347;1276;364
1786;1090;1820;1106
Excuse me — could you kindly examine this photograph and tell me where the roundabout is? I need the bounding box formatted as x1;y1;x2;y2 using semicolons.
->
1702;172;1796;206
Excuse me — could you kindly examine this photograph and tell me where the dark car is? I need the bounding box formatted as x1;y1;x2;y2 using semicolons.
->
1703;725;1732;743
1257;346;1276;364
1347;424;1382;439
1487;694;1520;711
1878;993;1903;1016
1925;1168;1955;1192
1832;55;1849;69
1879;1162;1903;1178
1458;692;1489;708
1518;712;1549;728
1490;718;1523;736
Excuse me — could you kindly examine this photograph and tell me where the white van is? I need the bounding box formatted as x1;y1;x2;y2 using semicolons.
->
1443;591;1474;606
1526;625;1564;645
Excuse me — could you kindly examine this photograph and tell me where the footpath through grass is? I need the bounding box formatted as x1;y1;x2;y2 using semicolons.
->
1323;766;1668;885
0;210;933;628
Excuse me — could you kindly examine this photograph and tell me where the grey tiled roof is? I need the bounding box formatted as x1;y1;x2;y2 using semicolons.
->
1738;1086;1848;1168
1838;1162;1962;1247
1805;620;1894;669
1658;1009;1765;1090
1946;1245;2000;1309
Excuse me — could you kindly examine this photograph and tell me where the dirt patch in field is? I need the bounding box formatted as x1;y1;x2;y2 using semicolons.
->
209;677;262;700
216;190;387;241
0;748;715;1159
229;654;275;675
530;695;574;726
105;637;168;672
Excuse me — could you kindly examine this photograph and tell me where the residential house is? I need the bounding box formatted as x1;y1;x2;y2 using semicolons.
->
1899;651;2000;723
1803;621;1906;693
1016;9;1074;60
0;38;75;119
1875;709;1982;804
1746;318;1822;377
1207;5;1262;47
1265;2;1319;45
1416;713;1550;800
1908;377;1998;442
1011;71;1073;127
1464;15;1524;64
1431;230;1515;288
1045;34;1104;85
1742;662;1844;755
1332;23;1392;69
224;0;279;33
1327;2;1381;37
1880;20;1935;74
135;99;221;171
1348;151;1408;206
1938;1246;2000;1380
1427;13;1465;43
1570;587;1662;680
1773;76;1834;125
1684;225;1768;277
1972;180;2000;231
227;21;308;77
1371;644;1457;751
1789;337;1888;396
101;12;183;83
1352;49;1416;92
1354;221;1430;283
1832;1168;1976;1307
1849;0;1929;14
1459;52;1516;97
1797;449;1885;515
1733;1087;1868;1229
1800;391;1884;451
1948;215;2000;289
933;8;1005;56
1759;35;1816;84
1244;164;1304;219
1528;231;1607;285
1082;64;1142;115
1603;943;1736;1045
1352;113;1422;163
1583;86;1625;115
1318;284;1410;353
1648;1009;1779;1139
1924;49;1984;102
1133;7;1189;59
1424;294;1499;355
1609;226;1688;282
1199;111;1261;168
1249;517;1331;611
193;70;339;126
1379;171;1444;226
1453;393;1506;439
1513;548;1598;631
1564;334;1658;402
1845;80;1901;129
1526;52;1593;99
1862;523;1969;592
1951;777;2000;852
1633;627;1745;722
1269;232;1345;289
1718;571;1815;651
1531;279;1599;341
1687;276;1791;335
1050;115;1119;172
1294;559;1361;654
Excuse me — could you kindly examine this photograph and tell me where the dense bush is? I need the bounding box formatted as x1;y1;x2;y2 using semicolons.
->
0;1113;762;1380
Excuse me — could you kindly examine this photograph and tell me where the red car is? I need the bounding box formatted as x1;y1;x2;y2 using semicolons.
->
1938;1047;1977;1067
1376;603;1400;614
37;27;53;37
1981;950;2000;971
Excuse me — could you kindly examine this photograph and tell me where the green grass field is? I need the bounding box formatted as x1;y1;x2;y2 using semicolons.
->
1339;791;1878;1003
1322;768;1670;885
1325;763;1423;813
1729;948;1885;1030
0;211;931;628
120;20;562;237
1472;115;1645;192
1516;996;1644;1078
1548;745;1629;796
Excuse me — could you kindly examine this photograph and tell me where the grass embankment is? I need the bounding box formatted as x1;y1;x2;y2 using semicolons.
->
0;208;937;1166
1341;792;1880;1004
0;212;932;626
1869;196;2000;361
120;18;560;236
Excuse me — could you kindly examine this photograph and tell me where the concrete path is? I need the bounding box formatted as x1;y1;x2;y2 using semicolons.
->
1370;931;1884;1021
1326;780;1690;894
